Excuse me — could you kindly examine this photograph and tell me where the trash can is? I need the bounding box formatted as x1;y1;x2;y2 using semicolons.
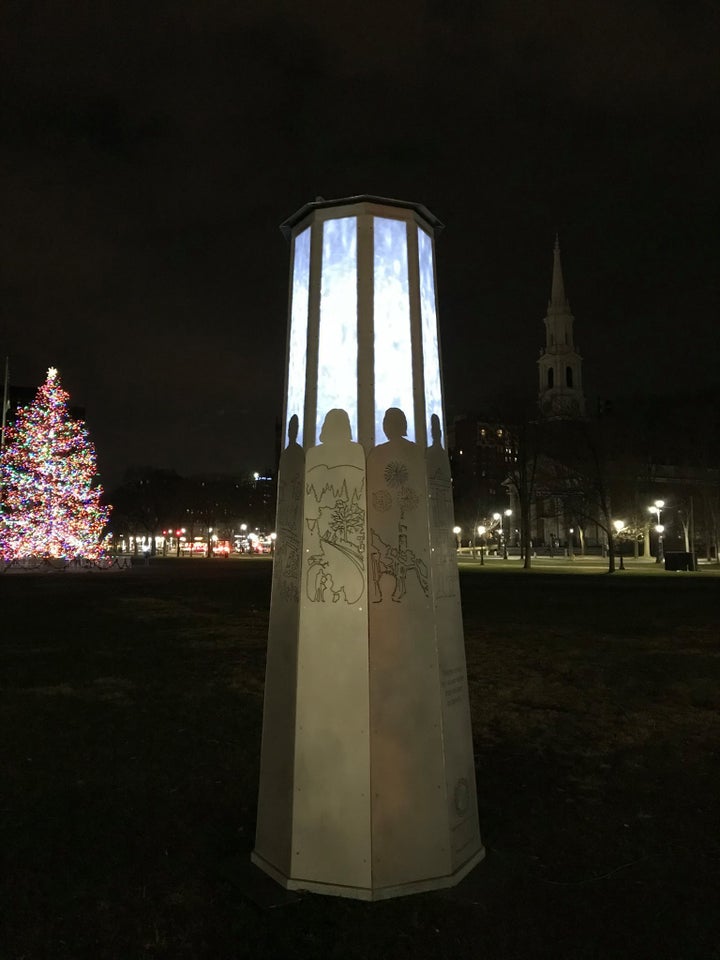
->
664;552;696;571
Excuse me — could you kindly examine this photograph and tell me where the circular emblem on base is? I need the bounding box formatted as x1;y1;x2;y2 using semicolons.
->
384;461;409;488
372;490;392;512
454;777;470;816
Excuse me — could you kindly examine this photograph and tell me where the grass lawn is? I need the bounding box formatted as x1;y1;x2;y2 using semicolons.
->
1;559;718;959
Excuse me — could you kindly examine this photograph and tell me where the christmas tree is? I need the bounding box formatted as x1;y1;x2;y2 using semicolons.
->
0;367;110;560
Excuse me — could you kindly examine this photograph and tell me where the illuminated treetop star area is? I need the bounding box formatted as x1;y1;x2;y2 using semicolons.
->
0;368;110;561
2;2;719;485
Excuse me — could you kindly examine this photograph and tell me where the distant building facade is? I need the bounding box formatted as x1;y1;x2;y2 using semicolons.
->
449;415;516;538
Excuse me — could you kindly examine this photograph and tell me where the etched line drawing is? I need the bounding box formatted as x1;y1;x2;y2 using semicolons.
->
304;408;366;605
384;460;409;488
426;412;458;599
275;414;305;602
368;407;429;604
370;527;429;603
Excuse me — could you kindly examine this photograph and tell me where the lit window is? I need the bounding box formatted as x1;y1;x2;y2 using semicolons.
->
317;217;358;442
374;217;414;442
418;228;443;445
286;226;310;446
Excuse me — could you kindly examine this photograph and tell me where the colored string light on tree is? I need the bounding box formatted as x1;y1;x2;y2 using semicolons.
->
0;367;110;560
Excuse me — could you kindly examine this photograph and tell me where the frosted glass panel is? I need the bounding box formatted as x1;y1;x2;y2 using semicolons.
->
317;217;358;443
287;226;310;446
373;217;415;443
418;227;443;445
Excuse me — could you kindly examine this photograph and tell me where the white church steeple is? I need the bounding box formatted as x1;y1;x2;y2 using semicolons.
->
538;236;585;418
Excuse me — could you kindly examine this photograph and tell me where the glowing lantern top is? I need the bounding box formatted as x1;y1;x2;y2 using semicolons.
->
280;195;447;454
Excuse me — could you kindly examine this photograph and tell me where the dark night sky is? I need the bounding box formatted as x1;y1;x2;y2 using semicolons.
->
2;1;719;489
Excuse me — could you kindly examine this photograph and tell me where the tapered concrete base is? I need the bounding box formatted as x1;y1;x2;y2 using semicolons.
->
253;427;484;901
251;846;485;901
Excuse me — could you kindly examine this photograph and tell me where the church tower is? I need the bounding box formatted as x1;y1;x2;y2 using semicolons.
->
537;237;585;418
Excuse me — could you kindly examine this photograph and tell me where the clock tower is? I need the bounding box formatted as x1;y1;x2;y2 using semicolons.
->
537;237;585;419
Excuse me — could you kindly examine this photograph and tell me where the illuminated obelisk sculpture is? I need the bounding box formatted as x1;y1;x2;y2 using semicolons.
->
253;196;484;900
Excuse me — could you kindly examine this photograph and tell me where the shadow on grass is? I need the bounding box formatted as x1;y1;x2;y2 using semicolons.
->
1;559;718;959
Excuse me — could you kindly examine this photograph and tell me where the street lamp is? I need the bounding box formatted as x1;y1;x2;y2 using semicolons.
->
613;519;625;570
655;524;665;563
492;513;501;557
649;499;665;564
477;525;486;566
176;527;186;558
452;526;461;552
504;509;512;560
